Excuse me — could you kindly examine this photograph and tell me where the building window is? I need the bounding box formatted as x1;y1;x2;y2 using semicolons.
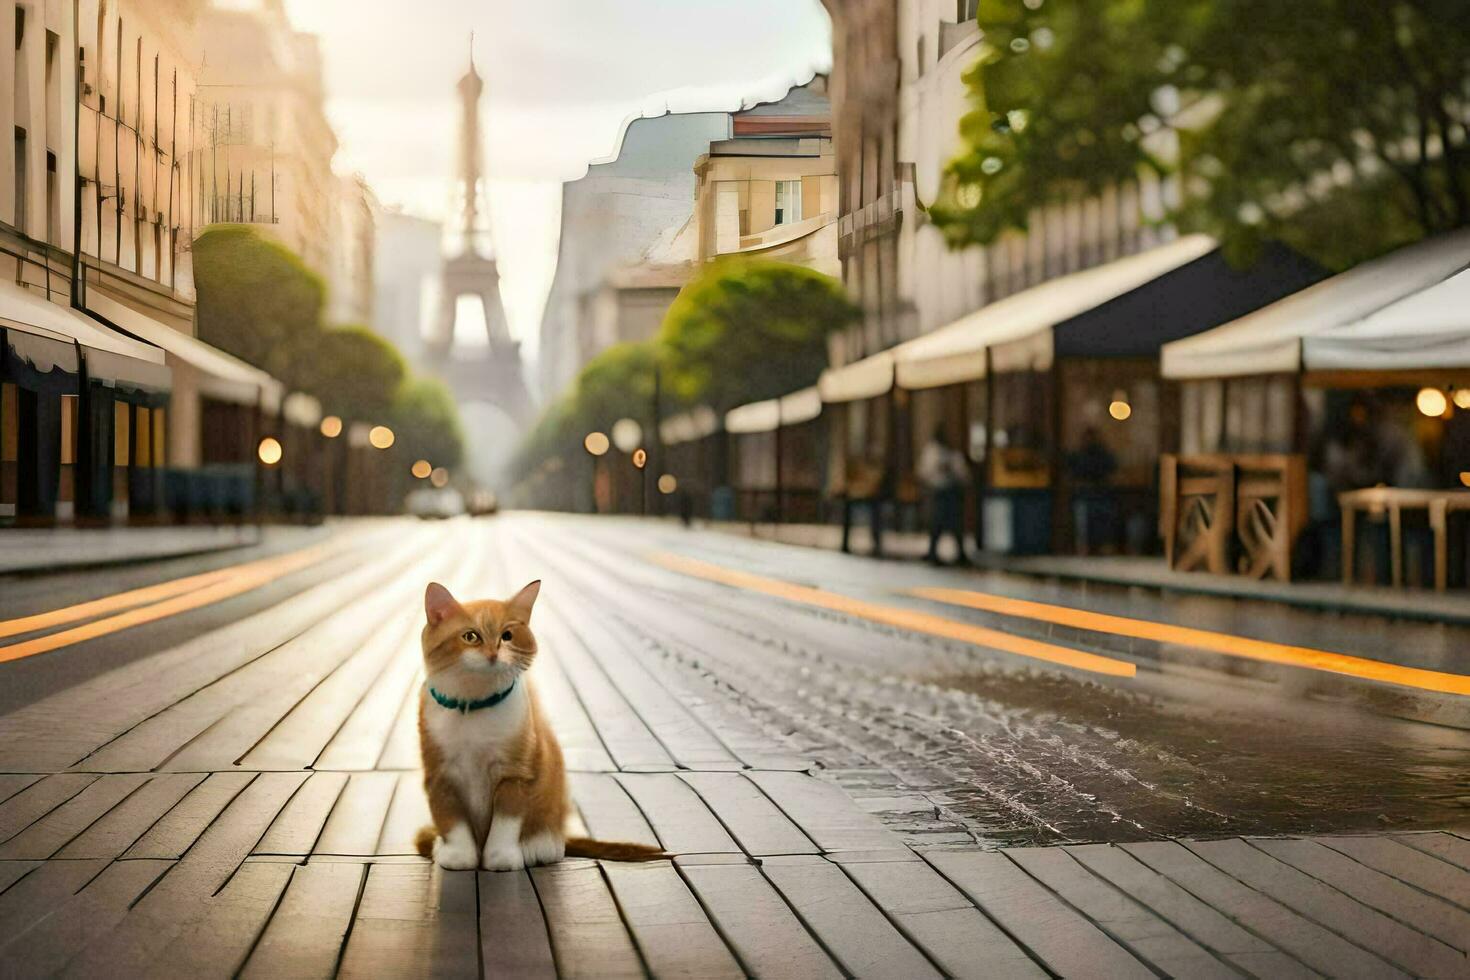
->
1;383;17;520
14;128;27;232
957;0;979;21
46;152;58;244
775;180;802;225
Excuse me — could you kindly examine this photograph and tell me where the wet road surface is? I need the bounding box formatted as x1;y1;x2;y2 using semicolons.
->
4;512;1469;849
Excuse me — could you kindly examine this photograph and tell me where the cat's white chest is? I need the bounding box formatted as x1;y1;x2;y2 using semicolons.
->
423;684;527;831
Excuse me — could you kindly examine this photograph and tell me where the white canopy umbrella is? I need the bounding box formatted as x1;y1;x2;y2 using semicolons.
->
1304;268;1470;371
1162;227;1470;379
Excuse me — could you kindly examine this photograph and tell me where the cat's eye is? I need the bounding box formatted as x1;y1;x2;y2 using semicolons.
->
460;630;481;644
500;629;514;643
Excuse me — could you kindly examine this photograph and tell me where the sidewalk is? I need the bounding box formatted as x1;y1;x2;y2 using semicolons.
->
0;523;322;575
0;517;1467;976
707;518;1470;625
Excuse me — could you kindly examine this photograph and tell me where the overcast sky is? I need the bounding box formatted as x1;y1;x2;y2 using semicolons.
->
284;0;833;356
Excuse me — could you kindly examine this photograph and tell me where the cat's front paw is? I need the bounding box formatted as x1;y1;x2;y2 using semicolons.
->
482;844;526;872
434;824;478;870
520;831;566;868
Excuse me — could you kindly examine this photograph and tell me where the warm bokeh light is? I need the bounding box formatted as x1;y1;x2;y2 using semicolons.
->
1455;389;1470;410
584;431;610;456
1108;400;1132;421
411;459;432;479
257;437;283;466
430;467;450;488
1461;472;1470;488
658;474;678;494
611;417;643;453
632;448;648;469
1417;387;1448;417
319;415;343;438
368;425;395;449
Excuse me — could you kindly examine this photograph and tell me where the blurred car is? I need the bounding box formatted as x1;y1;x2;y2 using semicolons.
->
467;489;499;516
406;487;465;519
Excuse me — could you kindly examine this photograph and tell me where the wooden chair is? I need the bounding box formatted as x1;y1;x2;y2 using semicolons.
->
1160;454;1234;575
1233;455;1307;581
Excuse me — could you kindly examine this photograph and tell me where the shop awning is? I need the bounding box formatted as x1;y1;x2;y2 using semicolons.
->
725;397;780;435
86;291;284;410
282;392;323;428
818;349;894;403
660;405;719;445
1303;268;1470;371
778;386;822;426
1161;227;1470;380
1;279;169;393
896;235;1217;388
726;386;823;435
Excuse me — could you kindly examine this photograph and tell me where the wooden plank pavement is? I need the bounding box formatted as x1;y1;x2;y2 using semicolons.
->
1;519;1469;977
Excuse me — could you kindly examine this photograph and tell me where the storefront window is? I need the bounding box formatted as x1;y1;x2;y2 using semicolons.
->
1;382;17;520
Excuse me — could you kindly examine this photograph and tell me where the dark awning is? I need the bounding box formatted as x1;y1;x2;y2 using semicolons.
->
1048;241;1327;362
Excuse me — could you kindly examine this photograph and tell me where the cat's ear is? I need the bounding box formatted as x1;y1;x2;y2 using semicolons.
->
508;580;541;620
424;582;463;627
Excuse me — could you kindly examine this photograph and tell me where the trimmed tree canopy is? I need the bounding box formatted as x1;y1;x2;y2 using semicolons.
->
658;257;860;412
194;225;325;388
931;0;1470;269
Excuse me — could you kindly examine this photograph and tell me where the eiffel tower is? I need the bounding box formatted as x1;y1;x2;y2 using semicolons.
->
425;39;534;428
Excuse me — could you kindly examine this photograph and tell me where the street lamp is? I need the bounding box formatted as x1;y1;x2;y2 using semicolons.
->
320;415;343;438
411;459;432;479
584;431;610;456
257;436;283;466
1108;389;1132;421
1417;387;1448;418
369;425;395;449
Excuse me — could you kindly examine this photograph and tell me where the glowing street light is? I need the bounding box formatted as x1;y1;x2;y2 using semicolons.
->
430;467;450;488
369;425;396;449
320;415;343;438
257;436;283;466
411;459;433;479
584;431;610;456
632;448;648;469
1108;389;1132;421
658;474;678;494
1418;387;1449;417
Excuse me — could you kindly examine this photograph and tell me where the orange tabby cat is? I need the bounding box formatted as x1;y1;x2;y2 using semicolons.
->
414;580;663;869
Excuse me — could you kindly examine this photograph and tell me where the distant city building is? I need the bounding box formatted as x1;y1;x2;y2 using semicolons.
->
538;110;731;400
327;173;377;326
692;78;838;277
373;209;443;367
194;0;339;280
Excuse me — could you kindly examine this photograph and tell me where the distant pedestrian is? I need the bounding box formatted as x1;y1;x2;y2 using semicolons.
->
841;456;889;557
918;426;969;565
1067;427;1118;554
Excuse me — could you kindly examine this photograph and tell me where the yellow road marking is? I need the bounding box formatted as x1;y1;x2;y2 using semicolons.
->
0;541;338;664
0;565;241;640
648;551;1136;678
912;586;1470;697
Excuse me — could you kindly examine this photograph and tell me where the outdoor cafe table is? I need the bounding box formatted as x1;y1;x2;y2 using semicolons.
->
1339;487;1470;591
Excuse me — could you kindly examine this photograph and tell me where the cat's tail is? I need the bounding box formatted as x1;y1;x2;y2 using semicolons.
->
564;837;667;862
414;826;437;859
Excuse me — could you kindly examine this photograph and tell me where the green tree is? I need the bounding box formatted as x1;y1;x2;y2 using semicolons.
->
658;258;860;412
391;375;465;470
193;226;326;386
931;0;1470;268
300;326;407;423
